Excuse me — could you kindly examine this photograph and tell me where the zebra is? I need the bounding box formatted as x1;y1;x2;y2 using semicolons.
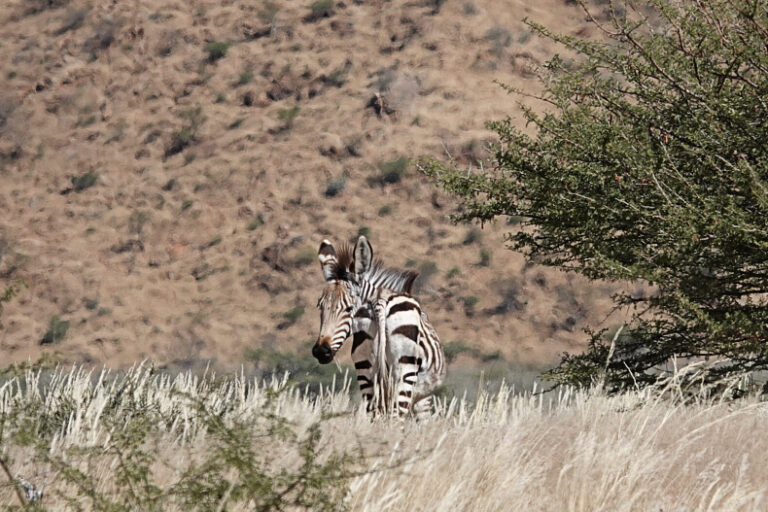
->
312;235;446;417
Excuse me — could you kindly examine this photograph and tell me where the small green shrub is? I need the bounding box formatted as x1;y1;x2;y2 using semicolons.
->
443;341;476;364
277;105;300;129
325;176;346;197
446;267;460;278
479;248;491;267
357;226;370;238
204;41;230;62
463;227;482;245
278;306;305;329
292;246;316;267
247;215;264;231
71;171;98;192
461;296;479;316
306;0;334;21
235;70;253;86
373;157;409;185
129;210;151;237
40;315;70;345
378;205;392;216
258;1;280;24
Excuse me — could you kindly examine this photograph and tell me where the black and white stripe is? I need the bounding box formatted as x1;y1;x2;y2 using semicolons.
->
313;235;445;417
372;290;445;417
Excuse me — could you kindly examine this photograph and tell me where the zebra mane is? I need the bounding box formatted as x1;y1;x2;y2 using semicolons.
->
327;243;354;281
327;243;418;294
364;260;418;295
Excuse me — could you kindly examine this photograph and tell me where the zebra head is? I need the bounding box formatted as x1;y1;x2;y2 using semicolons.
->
312;235;417;364
312;238;365;364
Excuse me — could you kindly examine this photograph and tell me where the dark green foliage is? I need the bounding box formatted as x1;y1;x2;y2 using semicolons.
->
71;170;98;191
278;306;305;329
277;105;300;130
247;215;264;231
372;157;409;185
166;106;205;158
425;0;768;393
40;315;70;345
325;176;346;197
235;70;253;86
245;348;352;392
204;41;230;62
306;0;334;22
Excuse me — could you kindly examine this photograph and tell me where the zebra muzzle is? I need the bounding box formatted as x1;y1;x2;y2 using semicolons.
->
312;339;334;364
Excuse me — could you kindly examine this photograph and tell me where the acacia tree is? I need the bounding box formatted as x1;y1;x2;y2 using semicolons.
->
424;0;768;392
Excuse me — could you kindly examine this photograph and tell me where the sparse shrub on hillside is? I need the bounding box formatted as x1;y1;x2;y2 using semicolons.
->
247;215;264;231
0;283;22;317
324;176;346;197
165;106;205;158
323;60;352;87
278;306;305;329
292;245;316;267
463;2;478;15
478;248;491;267
417;260;438;288
446;267;460;279
40;315;70;345
55;7;88;34
258;1;280;25
460;295;479;317
22;0;70;16
129;209;151;238
155;30;178;57
235;70;253;86
357;226;371;238
443;341;477;363
485;26;512;57
0;95;19;130
463;227;482;245
377;204;392;216
83;18;119;59
204;41;231;62
370;156;409;186
276;105;300;131
244;347;351;391
305;0;334;22
71;170;98;191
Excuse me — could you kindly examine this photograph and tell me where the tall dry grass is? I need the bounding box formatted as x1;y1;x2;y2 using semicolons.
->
0;364;766;510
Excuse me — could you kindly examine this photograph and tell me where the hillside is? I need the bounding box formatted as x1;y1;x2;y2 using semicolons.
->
0;0;624;373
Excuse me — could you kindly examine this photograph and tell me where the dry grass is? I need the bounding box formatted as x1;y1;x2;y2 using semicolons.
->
0;365;766;510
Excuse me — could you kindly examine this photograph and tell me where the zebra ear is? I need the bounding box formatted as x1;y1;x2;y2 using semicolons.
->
318;239;337;281
353;235;373;275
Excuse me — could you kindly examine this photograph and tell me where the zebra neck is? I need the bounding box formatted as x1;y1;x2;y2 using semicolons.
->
358;266;415;303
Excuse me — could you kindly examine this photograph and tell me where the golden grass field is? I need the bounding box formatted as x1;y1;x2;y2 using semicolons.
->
0;365;765;511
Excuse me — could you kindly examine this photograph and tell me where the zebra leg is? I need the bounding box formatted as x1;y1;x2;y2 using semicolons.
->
412;395;433;420
351;311;377;413
392;355;421;417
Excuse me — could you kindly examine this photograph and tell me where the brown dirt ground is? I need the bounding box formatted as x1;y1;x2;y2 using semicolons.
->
0;0;633;372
